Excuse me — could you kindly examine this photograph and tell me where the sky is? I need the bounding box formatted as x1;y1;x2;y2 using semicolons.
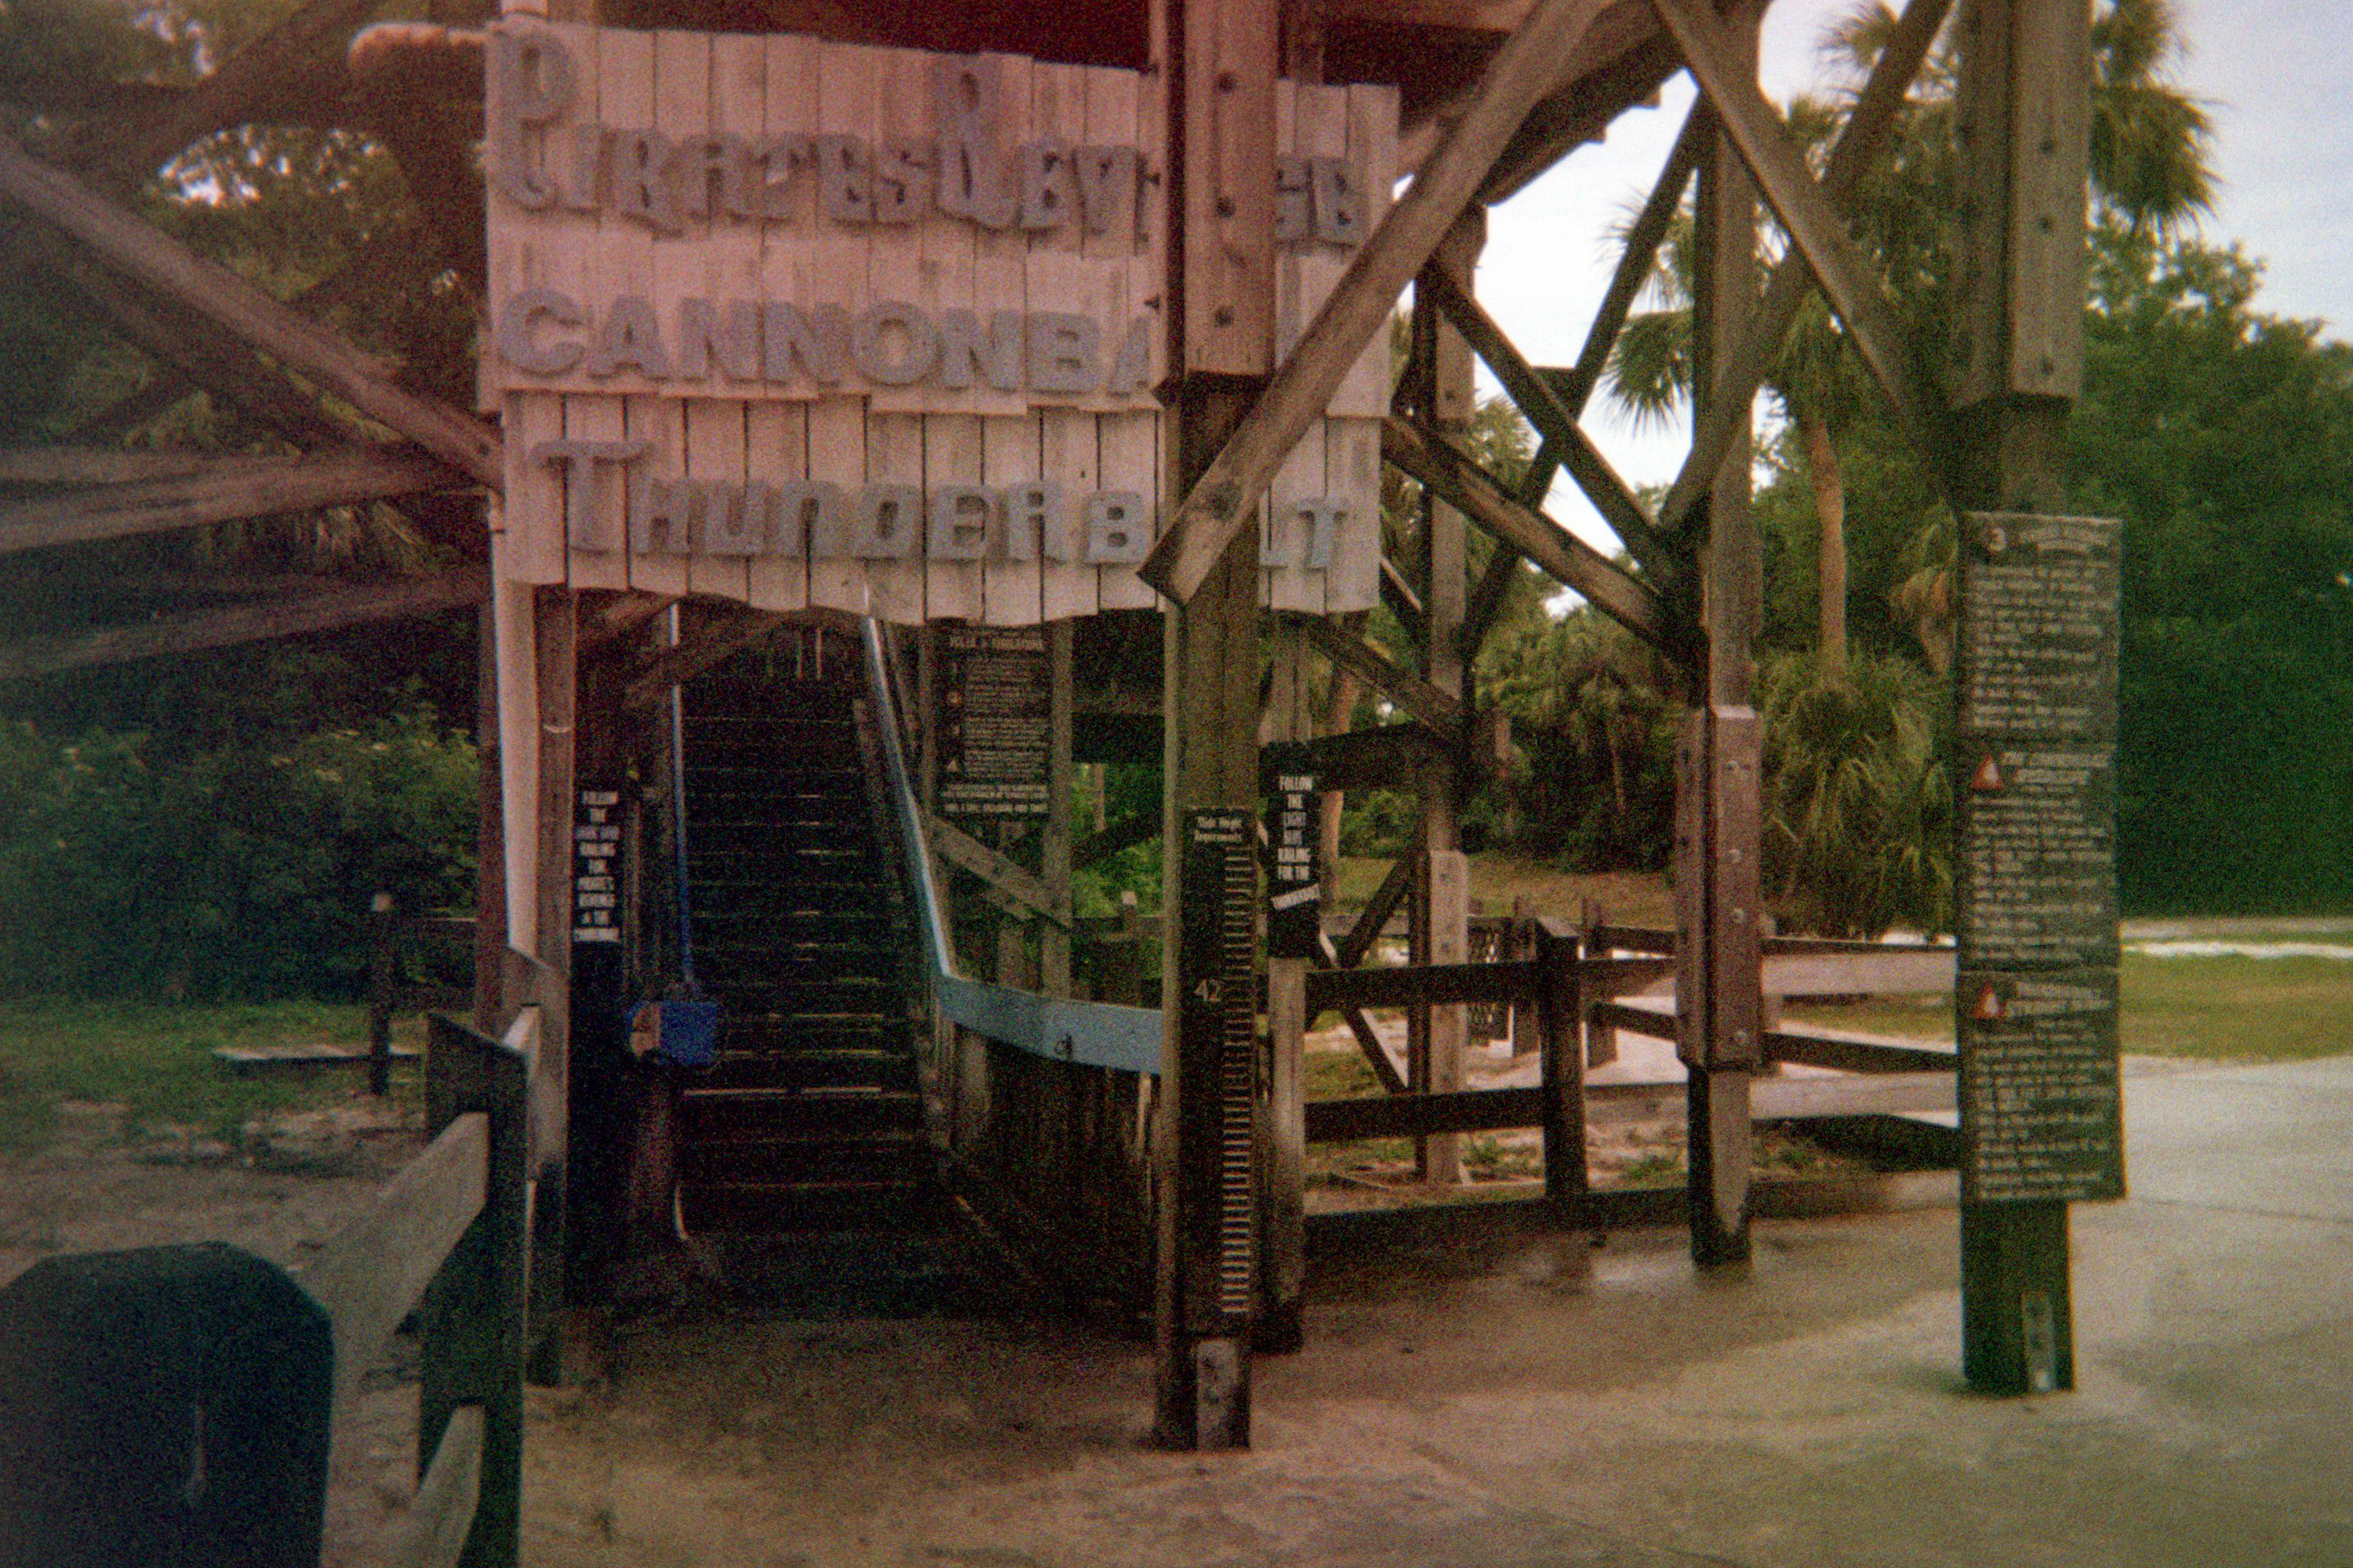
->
1470;0;2353;550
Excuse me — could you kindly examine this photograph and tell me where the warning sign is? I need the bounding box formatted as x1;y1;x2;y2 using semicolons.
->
1957;512;2120;740
1956;743;2118;969
1958;969;2123;1204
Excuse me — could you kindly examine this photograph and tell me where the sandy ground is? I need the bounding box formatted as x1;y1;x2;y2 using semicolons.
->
0;1095;438;1562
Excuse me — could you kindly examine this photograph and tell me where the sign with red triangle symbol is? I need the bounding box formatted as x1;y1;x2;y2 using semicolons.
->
1973;984;2006;1023
1970;753;2006;792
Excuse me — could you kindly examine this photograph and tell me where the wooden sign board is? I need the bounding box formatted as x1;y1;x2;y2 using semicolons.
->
1955;512;2125;1205
483;20;1395;624
1261;743;1320;959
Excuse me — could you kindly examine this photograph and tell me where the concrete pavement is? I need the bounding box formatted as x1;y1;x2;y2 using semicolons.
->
518;1053;2353;1568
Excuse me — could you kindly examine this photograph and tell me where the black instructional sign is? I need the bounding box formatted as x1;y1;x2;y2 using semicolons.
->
1262;745;1321;960
1957;742;2119;969
1954;512;2126;1205
1957;969;2124;1204
574;787;623;944
1957;512;2120;740
938;626;1050;819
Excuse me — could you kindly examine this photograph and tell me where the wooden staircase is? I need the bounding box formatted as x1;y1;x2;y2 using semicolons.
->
669;639;938;1235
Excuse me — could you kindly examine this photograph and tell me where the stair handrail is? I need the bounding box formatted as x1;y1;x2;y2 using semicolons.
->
859;619;1163;1077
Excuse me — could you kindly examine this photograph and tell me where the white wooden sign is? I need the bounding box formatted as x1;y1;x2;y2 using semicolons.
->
484;20;1393;623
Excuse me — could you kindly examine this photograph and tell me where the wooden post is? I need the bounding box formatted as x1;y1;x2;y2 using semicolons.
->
420;1013;529;1568
1952;0;2092;1396
526;587;574;1379
1405;211;1479;1188
1153;0;1276;1452
1680;8;1764;1268
1533;918;1588;1209
1042;622;1076;996
472;602;507;1034
366;891;396;1098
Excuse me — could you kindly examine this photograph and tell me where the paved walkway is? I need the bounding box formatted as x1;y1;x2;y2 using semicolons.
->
518;1055;2353;1568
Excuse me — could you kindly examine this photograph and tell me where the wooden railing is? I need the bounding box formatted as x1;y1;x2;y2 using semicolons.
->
1297;918;1962;1201
291;1002;532;1568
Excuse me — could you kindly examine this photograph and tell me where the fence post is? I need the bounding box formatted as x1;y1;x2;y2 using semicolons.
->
367;892;396;1098
420;1013;529;1568
1533;918;1589;1212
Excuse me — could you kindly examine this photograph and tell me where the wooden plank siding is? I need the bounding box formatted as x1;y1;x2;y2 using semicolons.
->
481;21;1392;620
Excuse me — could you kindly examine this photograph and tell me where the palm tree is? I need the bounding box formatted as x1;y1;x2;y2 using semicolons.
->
1604;0;2214;675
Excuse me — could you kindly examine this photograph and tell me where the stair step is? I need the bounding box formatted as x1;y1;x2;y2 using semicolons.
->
679;1089;924;1136
681;1137;933;1188
695;1051;919;1093
678;1181;936;1237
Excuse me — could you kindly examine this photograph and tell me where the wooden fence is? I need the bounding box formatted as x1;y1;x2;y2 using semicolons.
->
1297;919;1961;1207
284;998;538;1568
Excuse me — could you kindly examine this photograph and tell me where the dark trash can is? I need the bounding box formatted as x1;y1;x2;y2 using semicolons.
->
0;1242;334;1568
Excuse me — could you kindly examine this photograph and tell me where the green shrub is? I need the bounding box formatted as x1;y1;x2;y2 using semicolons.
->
0;708;476;999
1757;649;1953;938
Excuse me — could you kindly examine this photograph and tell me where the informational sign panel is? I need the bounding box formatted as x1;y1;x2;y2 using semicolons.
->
1955;512;2124;1204
1261;744;1320;959
574;787;623;943
1956;743;2117;969
1958;970;2123;1203
937;625;1050;818
1957;512;2119;738
483;20;1394;623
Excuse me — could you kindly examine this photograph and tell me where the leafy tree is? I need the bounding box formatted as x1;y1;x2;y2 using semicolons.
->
1608;0;2215;679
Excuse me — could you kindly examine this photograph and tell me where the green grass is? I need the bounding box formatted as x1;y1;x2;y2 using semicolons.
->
0;998;417;1154
1786;952;2353;1063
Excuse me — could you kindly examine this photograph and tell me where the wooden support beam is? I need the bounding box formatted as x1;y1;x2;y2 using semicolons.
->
1382;416;1678;650
1678;2;1765;1269
20;230;351;448
1142;0;1617;603
1417;264;1677;575
928;811;1068;927
1657;0;1953;537
1378;556;1427;643
0;134;503;488
1074;812;1160;871
1293;721;1444;792
577;593;681;661
616;608;782;712
1951;0;2094;1400
1558;103;1707;417
1648;0;1951;479
0;446;466;557
0;568;488;682
1333;834;1417;970
1295;614;1462;736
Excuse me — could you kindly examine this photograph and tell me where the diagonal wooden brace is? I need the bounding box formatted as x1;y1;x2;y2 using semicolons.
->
1656;0;1954;537
1649;0;1951;483
1417;265;1679;577
1295;616;1463;738
1139;0;1616;604
1382;416;1681;653
0;134;503;489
